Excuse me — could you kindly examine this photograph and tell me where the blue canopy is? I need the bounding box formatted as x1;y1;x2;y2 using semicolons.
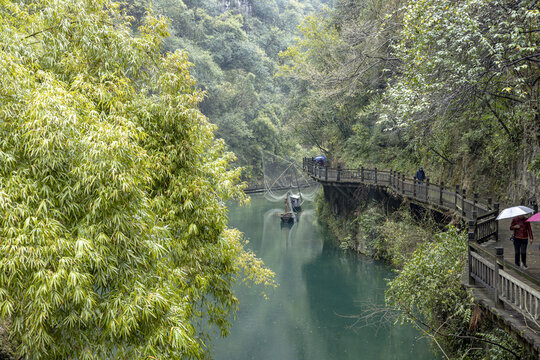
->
314;155;326;163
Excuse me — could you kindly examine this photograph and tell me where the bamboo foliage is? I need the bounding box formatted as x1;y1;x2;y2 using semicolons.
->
0;0;274;358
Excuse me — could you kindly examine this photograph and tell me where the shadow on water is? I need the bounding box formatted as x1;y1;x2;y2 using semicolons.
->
214;195;439;360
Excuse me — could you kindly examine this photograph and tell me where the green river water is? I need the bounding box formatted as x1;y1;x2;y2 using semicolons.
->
213;195;439;359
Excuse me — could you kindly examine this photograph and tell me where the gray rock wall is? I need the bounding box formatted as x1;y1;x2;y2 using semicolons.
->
509;145;539;209
220;0;252;14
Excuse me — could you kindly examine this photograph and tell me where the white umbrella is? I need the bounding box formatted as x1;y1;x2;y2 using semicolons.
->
496;206;535;220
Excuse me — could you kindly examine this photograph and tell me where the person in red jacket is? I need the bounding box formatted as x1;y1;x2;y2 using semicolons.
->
510;215;534;270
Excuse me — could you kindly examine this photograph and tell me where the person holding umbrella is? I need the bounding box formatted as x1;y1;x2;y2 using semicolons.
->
511;214;534;270
314;155;326;166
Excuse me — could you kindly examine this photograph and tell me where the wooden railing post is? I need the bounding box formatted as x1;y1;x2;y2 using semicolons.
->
468;233;475;286
413;178;417;197
494;247;504;308
337;165;341;182
374;167;378;185
455;185;459;211
361;166;364;182
461;189;466;218
469;219;476;243
472;212;478;242
426;177;430;201
487;197;492;211
439;181;444;205
401;174;405;194
474;192;479;213
494;203;499;241
325;166;328;181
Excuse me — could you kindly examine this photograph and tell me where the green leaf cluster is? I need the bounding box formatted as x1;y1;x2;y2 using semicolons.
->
385;227;469;325
0;1;273;358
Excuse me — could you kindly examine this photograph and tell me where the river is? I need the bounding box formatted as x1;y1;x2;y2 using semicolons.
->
213;195;438;359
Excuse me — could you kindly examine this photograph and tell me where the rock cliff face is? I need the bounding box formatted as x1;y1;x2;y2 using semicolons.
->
510;145;539;209
506;119;540;208
220;0;252;14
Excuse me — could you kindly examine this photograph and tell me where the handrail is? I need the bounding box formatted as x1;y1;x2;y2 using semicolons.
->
469;243;540;287
303;158;497;223
469;243;540;324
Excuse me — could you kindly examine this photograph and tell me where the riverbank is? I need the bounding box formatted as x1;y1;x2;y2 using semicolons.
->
314;193;534;359
314;194;433;268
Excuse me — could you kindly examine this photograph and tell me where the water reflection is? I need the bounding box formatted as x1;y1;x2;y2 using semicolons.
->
213;195;437;360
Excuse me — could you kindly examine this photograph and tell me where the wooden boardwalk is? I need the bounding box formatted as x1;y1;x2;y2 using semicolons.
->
303;158;540;356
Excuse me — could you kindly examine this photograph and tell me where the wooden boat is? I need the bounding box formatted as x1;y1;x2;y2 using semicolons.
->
280;212;295;223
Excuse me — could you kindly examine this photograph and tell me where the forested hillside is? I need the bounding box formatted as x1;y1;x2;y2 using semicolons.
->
280;0;539;203
125;0;330;182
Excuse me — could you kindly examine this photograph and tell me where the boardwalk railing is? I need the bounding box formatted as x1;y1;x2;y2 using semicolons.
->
303;158;498;237
304;158;540;326
470;243;540;324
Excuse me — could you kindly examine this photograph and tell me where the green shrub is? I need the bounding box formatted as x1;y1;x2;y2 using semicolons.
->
379;214;432;268
386;227;469;326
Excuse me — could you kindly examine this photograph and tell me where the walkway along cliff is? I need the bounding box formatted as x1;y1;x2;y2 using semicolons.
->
303;158;540;357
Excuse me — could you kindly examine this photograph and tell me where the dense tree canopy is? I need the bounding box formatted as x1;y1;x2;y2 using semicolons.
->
0;0;273;358
381;0;539;191
137;0;330;182
280;0;539;199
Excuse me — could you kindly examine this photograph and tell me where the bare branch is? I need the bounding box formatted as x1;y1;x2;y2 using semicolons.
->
483;98;518;144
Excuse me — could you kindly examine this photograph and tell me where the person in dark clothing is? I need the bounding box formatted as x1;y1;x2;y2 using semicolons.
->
314;155;326;166
510;215;534;270
415;167;426;184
